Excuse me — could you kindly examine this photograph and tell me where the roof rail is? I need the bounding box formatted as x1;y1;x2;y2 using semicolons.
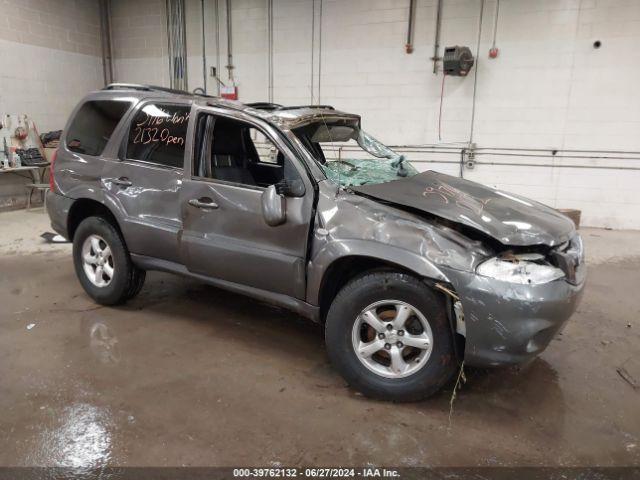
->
277;105;335;111
245;103;336;112
103;83;218;98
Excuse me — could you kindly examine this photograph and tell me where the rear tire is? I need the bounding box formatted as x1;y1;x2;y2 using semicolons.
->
325;272;457;401
72;216;145;305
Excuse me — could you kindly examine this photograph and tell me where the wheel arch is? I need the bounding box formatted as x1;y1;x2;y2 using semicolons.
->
310;239;450;319
317;255;411;321
67;197;124;241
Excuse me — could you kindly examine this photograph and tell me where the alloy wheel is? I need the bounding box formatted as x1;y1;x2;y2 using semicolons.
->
81;234;114;288
351;300;434;379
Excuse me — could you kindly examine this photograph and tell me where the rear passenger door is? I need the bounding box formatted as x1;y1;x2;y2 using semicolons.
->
102;100;191;263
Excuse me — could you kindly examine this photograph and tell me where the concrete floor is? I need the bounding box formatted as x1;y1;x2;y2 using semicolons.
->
1;209;639;468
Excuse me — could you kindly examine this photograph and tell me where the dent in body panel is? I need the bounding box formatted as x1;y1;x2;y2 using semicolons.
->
306;181;492;305
46;191;75;238
440;266;585;366
100;160;184;263
352;171;576;247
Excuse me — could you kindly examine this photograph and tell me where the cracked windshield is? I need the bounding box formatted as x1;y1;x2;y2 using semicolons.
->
293;121;418;187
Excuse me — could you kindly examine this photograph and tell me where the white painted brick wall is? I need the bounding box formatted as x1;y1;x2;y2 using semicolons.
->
0;0;104;209
111;0;171;86
0;0;103;131
109;0;640;229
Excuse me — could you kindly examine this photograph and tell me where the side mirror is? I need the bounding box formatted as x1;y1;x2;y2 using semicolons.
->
261;184;286;226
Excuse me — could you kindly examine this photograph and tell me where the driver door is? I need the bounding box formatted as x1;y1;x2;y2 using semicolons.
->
179;109;314;299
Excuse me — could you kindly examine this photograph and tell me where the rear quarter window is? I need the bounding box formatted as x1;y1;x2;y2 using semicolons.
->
65;100;132;156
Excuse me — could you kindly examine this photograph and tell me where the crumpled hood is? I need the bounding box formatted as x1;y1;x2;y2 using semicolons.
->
351;171;575;247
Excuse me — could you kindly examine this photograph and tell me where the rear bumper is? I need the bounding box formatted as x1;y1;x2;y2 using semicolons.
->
441;267;585;367
46;191;74;240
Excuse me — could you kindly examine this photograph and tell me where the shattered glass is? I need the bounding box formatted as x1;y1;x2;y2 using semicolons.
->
323;130;419;186
293;120;420;187
321;157;418;187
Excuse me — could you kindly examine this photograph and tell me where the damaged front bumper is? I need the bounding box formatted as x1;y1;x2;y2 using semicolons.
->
441;267;585;367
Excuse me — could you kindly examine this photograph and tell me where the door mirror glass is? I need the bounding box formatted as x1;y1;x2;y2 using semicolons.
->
261;184;286;226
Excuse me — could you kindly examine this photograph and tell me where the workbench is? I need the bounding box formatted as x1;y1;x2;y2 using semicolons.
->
0;164;48;182
0;164;50;209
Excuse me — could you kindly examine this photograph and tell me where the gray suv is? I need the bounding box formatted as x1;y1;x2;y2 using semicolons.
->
47;84;585;401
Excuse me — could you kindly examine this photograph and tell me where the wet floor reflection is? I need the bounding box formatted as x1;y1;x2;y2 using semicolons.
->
452;360;566;446
2;254;638;467
31;403;113;469
88;321;120;365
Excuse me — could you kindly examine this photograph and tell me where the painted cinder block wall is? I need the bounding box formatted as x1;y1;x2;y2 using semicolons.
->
110;0;640;230
0;0;104;209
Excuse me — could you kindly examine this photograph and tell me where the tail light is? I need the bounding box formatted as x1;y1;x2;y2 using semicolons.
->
49;149;58;192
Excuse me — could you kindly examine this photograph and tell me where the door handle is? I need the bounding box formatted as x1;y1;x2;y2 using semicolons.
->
108;177;132;187
189;197;219;209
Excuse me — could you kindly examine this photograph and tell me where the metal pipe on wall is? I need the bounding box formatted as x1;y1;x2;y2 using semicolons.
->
201;0;207;93
328;144;640;170
468;0;485;147
267;0;274;102
491;0;500;50
225;0;234;82
431;0;442;73
405;0;416;53
215;0;221;95
318;0;323;104
166;0;188;91
98;0;114;85
310;0;315;104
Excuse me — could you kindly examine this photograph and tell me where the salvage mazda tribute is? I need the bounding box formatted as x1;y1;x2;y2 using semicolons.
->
47;84;586;401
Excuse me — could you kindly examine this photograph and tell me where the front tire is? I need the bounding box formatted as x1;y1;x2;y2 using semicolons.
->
72;216;145;305
325;272;457;401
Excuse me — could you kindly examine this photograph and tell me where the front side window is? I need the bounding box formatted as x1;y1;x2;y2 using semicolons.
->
66;100;132;156
126;103;190;168
193;114;304;195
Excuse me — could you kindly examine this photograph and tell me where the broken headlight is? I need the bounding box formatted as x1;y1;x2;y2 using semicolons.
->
476;253;565;285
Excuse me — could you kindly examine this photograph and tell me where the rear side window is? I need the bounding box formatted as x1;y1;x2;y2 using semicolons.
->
126;103;190;168
66;100;132;156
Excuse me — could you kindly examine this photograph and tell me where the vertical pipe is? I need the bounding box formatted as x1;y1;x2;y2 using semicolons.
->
432;0;442;74
226;0;234;82
318;0;323;103
99;0;114;85
166;0;188;90
202;0;207;93
310;0;315;104
181;0;188;89
165;0;173;87
468;0;485;146
405;0;416;54
215;0;221;95
267;0;274;102
491;0;500;49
